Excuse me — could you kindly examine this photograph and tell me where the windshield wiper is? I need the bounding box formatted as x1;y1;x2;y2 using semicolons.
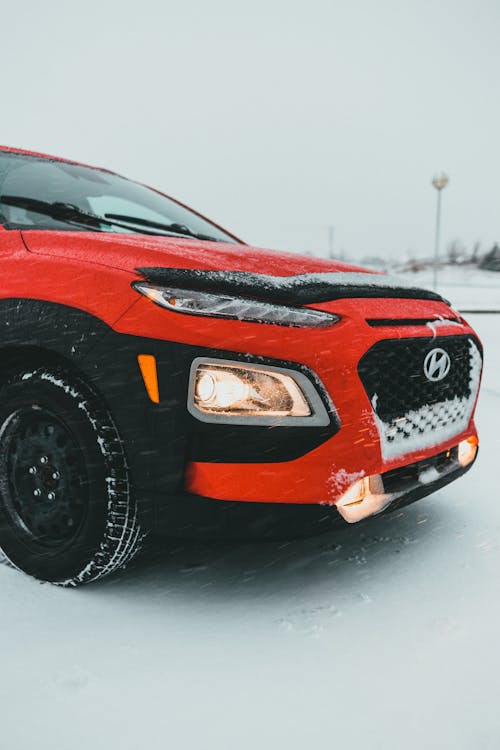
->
0;195;105;231
104;213;219;242
0;195;212;239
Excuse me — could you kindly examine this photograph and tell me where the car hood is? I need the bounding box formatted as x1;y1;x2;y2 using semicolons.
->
21;230;369;277
21;230;446;304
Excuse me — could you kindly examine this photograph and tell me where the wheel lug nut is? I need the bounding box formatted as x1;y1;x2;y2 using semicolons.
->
39;456;48;465
47;492;55;501
29;466;37;475
52;471;60;481
33;489;42;497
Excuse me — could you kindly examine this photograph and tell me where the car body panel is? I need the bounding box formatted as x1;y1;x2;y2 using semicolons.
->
0;145;483;532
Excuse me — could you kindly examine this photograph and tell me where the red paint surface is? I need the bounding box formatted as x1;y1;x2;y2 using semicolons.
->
0;146;481;506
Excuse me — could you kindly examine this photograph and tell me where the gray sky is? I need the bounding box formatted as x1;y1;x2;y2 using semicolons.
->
1;0;499;260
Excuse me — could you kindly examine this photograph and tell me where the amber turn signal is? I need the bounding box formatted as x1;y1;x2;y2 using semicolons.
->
138;354;160;404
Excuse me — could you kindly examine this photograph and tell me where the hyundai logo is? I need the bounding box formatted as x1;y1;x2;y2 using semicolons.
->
423;348;451;382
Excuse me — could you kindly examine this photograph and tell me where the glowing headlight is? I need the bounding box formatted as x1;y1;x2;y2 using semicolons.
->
133;282;339;328
188;358;331;426
196;369;250;409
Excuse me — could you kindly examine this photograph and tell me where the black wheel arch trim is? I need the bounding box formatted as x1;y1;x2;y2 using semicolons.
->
0;299;340;530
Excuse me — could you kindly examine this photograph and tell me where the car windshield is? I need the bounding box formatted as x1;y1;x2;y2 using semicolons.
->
0;151;238;243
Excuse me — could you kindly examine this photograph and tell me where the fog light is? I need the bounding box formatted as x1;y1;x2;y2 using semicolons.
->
336;474;390;523
457;436;478;467
337;478;370;507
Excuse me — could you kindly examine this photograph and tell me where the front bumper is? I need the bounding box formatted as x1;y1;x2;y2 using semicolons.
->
155;443;478;538
107;293;482;530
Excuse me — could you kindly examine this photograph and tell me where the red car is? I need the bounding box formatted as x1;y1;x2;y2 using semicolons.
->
0;146;482;586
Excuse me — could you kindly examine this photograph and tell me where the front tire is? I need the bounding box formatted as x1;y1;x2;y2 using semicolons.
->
0;365;144;585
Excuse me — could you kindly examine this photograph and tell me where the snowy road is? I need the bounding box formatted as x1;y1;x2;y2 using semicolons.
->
1;313;499;750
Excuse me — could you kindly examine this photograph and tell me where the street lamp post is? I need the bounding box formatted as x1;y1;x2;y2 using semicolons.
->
431;173;449;290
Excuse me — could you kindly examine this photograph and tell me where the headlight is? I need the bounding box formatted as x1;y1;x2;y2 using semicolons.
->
132;282;339;328
187;358;331;426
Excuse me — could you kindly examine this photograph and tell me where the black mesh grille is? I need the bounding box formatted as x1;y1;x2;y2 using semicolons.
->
358;335;478;423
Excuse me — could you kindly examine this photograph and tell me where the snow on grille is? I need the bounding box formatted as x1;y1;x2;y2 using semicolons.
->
375;339;482;460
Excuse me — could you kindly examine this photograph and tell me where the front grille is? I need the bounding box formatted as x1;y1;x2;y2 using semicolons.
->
358;335;482;459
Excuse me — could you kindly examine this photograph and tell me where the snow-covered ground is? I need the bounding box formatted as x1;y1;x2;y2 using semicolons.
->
1;306;499;749
397;264;500;311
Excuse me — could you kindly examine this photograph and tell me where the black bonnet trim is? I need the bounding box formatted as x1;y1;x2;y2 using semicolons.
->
135;267;449;305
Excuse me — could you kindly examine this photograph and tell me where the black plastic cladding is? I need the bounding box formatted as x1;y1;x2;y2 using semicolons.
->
183;353;340;462
0;300;339;530
0;299;186;528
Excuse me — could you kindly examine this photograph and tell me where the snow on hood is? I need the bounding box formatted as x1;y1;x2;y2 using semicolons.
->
136;267;447;304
